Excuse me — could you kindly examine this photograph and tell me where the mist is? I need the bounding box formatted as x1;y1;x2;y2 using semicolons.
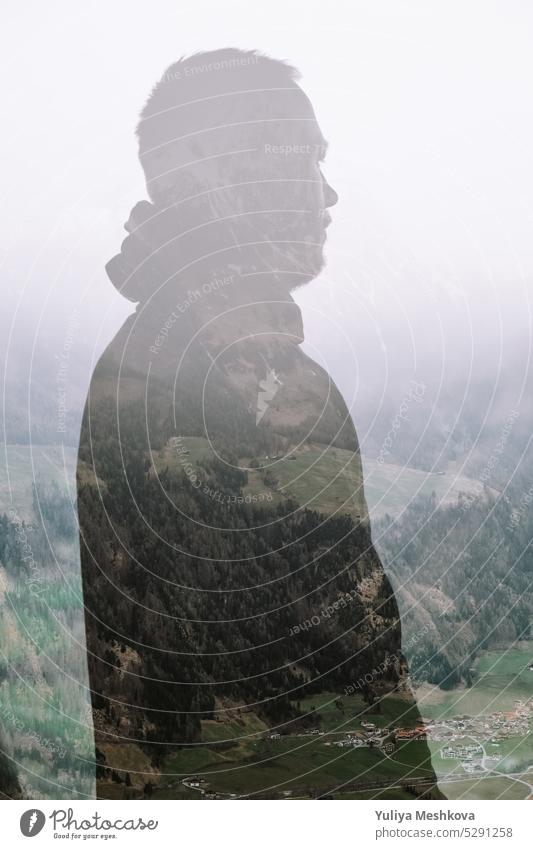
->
2;1;533;442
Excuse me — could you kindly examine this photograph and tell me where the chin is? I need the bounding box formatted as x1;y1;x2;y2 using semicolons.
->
289;248;325;290
308;239;326;273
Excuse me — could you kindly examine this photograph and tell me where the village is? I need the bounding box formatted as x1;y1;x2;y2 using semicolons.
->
426;699;532;773
425;699;531;745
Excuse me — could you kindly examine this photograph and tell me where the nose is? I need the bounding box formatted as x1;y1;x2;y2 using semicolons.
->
323;176;338;208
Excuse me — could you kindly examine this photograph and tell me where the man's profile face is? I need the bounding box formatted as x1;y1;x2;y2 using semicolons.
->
137;85;337;289
142;84;337;287
221;90;338;286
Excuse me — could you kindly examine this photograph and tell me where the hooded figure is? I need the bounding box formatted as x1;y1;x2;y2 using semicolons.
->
77;49;442;799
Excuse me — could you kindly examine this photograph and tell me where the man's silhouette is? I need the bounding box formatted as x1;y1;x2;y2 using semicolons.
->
77;49;442;799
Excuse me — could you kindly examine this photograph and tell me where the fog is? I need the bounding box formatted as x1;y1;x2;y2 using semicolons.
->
2;0;533;454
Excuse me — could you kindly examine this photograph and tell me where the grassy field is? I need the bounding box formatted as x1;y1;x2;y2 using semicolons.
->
440;776;528;800
417;643;533;719
149;435;492;522
270;445;366;521
361;457;496;519
294;690;422;732
155;736;435;799
201;712;268;743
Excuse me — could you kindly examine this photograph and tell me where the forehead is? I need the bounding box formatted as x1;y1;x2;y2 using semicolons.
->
139;82;329;170
266;87;328;150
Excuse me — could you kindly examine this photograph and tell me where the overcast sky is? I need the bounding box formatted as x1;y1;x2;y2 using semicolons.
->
2;0;533;420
